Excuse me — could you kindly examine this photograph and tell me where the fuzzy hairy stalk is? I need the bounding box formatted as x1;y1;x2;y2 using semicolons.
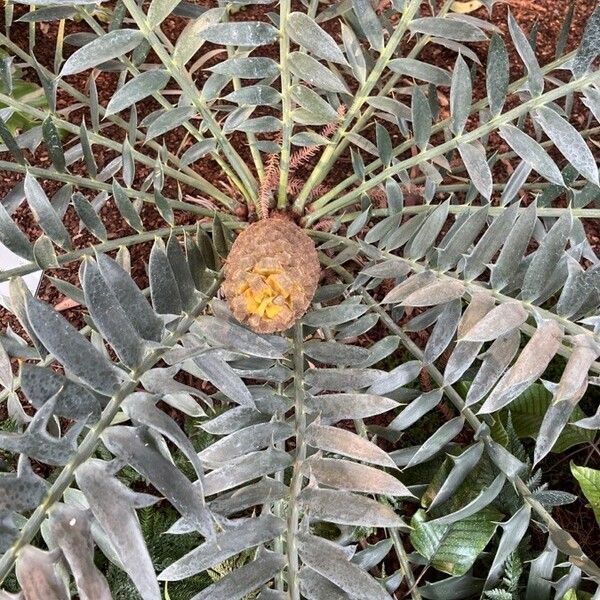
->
0;276;223;583
120;0;258;200
293;0;422;212
305;67;600;224
286;321;307;599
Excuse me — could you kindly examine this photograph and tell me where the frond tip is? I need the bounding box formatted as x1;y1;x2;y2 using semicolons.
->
223;216;320;333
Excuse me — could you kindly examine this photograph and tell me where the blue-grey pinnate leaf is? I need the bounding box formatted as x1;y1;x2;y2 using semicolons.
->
225;85;281;106
159;514;285;581
498;125;563;186
409;17;487;42
166;232;196;310
72;193;107;242
48;504;112;600
306;367;385;391
303;302;368;327
487;32;509;116
450;54;471;136
406;417;465;467
306;393;398;424
387;389;443;433
407;199;450;260
20;364;103;422
60;29;145;76
42;115;66;173
76;461;160;600
81;258;145;368
479;319;563;414
209;56;279;79
288;52;349;93
305;457;412;497
191;549;285;600
203;448;292;496
199;21;279;46
507;11;543;96
342;23;366;83
461;302;528;342
25;295;121;396
195;316;286;358
147;0;182;27
521;211;572;302
428;442;485;510
525;539;557;600
572;4;600;77
412;86;432;151
102;426;215;538
0;457;47;514
193;352;254;406
0;200;33;260
533;106;599;185
24;173;71;250
428;473;505;526
486;504;531;587
305;422;397;468
458;142;492;200
304;340;370;366
490;201;537;291
105;69;171;116
299;567;346;600
15;546;68;600
463;202;520;280
352;0;384;51
149;237;182;315
96;252;163;342
298;534;393;600
173;7;225;65
208;478;288;518
123;392;205;478
534;337;599;465
198;422;293;467
288;12;348;64
111;180;144;232
299;488;404;528
145;106;196;141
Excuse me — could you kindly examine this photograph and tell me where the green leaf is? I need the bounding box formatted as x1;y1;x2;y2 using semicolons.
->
60;29;145;76
411;507;500;576
571;463;600;525
502;384;594;453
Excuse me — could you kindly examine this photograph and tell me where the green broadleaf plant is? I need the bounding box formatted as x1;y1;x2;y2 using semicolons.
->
0;0;600;598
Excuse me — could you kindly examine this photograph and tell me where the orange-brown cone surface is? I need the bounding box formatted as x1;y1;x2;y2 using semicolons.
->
223;216;320;333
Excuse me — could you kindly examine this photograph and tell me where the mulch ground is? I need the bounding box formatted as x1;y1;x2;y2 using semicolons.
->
1;0;600;570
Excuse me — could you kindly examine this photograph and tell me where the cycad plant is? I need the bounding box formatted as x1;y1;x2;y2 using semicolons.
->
1;0;600;598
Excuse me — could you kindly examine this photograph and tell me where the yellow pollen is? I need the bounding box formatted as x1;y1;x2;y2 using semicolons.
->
237;266;293;321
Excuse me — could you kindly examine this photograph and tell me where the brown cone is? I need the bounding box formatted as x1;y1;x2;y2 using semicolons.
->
222;216;320;333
